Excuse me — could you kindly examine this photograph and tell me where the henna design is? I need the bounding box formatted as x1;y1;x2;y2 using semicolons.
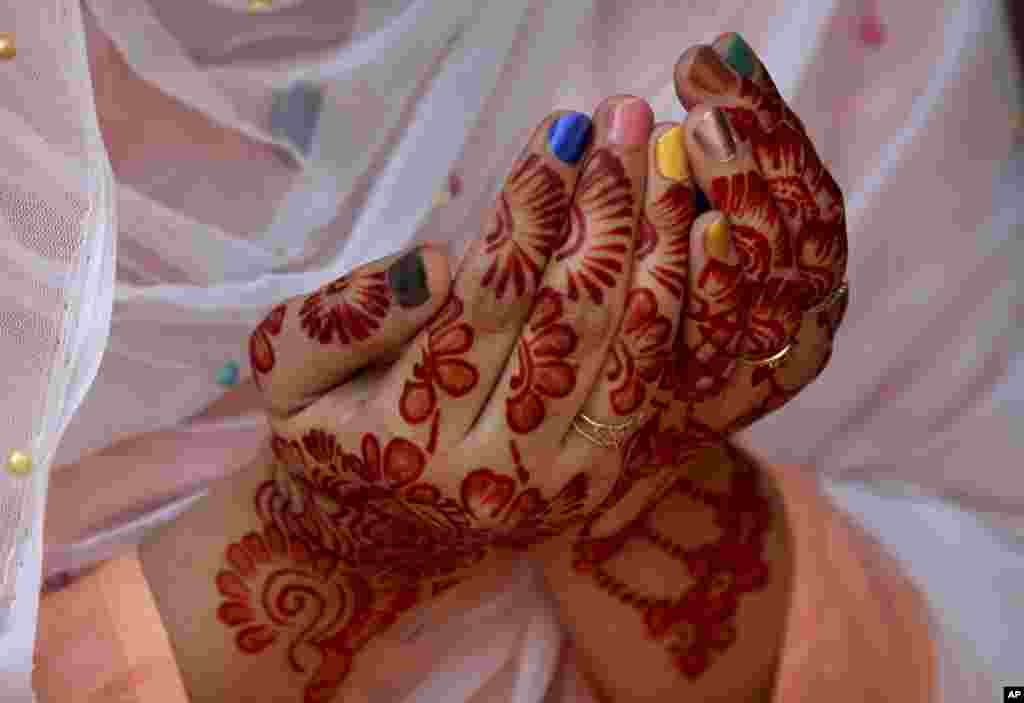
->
573;449;772;681
554;149;634;305
298;270;391;347
481;154;571;300
577;410;721;543
605;289;674;415
638;183;694;299
671;237;747;402
216;480;420;703
399;295;478;425
250;303;287;380
507;287;578;434
708;171;799;356
722;75;847;311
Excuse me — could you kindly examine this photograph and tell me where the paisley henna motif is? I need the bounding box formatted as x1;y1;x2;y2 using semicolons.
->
250;303;287;380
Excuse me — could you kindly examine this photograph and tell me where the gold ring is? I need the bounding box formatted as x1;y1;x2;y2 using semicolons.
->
571;412;644;451
736;341;795;369
807;280;849;314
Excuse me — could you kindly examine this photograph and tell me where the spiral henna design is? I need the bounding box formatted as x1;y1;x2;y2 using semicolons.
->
217;428;595;700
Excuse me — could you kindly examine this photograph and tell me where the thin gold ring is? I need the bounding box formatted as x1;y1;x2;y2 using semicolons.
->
736;341;795;370
571;412;644;451
737;280;849;369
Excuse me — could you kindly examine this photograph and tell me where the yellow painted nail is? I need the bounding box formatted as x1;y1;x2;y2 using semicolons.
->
704;215;732;262
655;126;688;181
6;450;32;476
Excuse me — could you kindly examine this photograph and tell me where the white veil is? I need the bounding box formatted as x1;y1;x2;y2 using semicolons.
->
2;0;1021;700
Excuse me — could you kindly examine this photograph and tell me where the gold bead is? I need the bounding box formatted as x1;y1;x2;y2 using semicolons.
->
248;0;273;13
0;33;16;61
6;450;32;476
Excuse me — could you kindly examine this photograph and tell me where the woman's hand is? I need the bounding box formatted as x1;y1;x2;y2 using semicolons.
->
246;33;850;576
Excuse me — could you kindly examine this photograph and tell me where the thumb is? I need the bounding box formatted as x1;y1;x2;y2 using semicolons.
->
251;243;453;418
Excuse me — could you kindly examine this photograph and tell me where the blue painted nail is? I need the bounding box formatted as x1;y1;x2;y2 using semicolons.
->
695;187;712;216
723;34;756;79
548;113;592;165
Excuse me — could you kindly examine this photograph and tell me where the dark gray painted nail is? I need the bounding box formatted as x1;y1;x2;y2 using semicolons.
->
388;247;430;308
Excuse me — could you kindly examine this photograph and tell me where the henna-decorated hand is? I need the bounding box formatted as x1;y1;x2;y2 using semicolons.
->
247;32;849;573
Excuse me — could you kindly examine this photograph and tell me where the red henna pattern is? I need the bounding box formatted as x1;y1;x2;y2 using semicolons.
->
250;303;287;382
573;449;772;680
554;149;634;305
399;295;478;425
299;270;391;346
215;480;419;703
605;289;674;415
721;75;847;311
579;411;721;541
481;154;571;299
507;287;578;434
708;171;799;356
638;183;694;299
672;240;747;403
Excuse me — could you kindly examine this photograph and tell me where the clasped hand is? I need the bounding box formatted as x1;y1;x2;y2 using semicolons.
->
246;35;849;583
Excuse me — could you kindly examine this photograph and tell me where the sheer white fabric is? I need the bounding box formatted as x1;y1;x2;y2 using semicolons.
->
0;0;1020;699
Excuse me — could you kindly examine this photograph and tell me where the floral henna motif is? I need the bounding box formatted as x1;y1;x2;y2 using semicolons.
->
722;75;847;311
481;153;572;300
507;287;578;434
250;303;287;380
554;149;634;305
605;289;674;415
708;170;799;356
399;295;478;426
299;270;391;346
573;449;773;680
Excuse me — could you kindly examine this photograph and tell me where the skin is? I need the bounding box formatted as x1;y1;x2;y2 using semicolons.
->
138;37;868;703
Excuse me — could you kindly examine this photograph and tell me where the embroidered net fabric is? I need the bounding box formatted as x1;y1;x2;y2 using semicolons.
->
0;0;1021;699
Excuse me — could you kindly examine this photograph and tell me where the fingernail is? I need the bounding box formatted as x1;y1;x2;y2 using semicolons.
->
388;246;430;308
693;108;737;163
694;187;712;215
655;126;688;181
720;33;756;79
704;213;734;263
608;97;653;147
548;112;592;165
689;46;738;96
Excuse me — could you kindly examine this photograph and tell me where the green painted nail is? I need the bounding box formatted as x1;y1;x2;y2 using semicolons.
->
388;247;430;308
724;34;756;79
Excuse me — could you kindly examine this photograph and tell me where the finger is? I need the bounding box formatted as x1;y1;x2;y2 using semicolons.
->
573;122;695;432
683;103;802;357
675;210;749;402
471;95;653;454
675;39;847;309
712;32;784;102
251;244;452;418
376;110;592;451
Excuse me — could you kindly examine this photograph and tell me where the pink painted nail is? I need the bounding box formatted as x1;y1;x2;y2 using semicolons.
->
608;97;654;147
